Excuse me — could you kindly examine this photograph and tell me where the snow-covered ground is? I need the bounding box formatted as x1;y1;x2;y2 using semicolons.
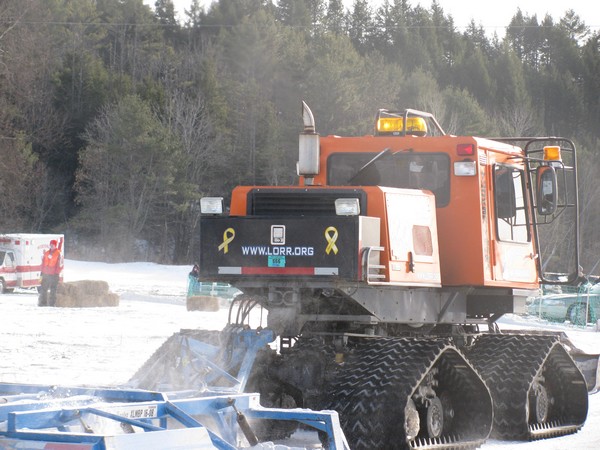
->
1;259;598;448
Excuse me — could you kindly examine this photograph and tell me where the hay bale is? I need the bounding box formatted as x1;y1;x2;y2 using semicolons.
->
57;280;109;297
54;280;119;308
186;295;220;312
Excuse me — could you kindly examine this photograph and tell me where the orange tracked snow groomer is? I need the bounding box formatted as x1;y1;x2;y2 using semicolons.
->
138;103;594;450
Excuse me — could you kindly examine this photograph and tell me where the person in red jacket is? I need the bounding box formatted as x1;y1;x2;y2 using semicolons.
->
38;239;63;307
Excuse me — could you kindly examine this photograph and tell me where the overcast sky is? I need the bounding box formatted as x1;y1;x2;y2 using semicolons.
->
412;0;600;32
155;0;599;35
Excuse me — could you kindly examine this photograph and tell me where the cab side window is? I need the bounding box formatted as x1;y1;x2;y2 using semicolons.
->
494;165;529;242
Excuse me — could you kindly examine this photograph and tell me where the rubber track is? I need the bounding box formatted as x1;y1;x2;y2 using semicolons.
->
318;336;492;450
465;334;588;440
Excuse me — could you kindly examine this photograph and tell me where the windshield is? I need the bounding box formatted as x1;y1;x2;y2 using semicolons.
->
328;152;451;207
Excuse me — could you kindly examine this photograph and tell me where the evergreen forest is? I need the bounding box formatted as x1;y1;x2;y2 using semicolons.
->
0;0;599;274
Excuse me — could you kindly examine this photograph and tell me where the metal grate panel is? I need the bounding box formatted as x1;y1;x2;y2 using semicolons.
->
247;188;367;216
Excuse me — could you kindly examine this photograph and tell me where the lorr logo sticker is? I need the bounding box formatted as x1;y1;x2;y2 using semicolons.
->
271;225;286;245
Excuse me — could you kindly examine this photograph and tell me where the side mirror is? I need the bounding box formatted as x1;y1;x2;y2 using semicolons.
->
536;165;558;215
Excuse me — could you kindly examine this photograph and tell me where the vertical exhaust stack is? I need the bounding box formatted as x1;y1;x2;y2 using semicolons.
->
297;101;320;185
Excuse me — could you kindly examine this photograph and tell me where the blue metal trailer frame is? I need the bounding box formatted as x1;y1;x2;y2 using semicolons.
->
0;382;349;449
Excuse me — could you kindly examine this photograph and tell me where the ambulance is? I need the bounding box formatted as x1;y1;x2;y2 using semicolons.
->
0;234;64;293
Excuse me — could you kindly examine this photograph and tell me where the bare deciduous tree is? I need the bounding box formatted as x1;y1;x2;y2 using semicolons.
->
76;95;177;261
497;103;541;137
160;88;223;262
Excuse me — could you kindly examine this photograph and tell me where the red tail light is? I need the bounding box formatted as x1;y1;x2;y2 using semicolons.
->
457;143;475;156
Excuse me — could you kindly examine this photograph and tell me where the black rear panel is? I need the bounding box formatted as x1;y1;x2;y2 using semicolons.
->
199;216;361;280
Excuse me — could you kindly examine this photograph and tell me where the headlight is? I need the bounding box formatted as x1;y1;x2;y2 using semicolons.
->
335;198;360;216
454;160;477;176
200;197;224;214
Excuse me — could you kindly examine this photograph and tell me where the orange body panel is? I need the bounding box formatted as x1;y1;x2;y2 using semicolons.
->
230;133;540;291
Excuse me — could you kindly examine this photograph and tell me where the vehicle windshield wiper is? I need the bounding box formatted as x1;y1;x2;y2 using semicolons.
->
347;148;391;185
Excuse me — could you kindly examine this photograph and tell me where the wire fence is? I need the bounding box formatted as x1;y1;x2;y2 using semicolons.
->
526;283;600;328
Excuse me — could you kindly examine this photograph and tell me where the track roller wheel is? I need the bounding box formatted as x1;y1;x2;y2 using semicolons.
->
412;369;455;440
423;391;454;439
425;396;444;438
529;375;552;424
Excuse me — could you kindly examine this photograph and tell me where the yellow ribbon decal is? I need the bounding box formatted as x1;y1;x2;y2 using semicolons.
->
218;228;235;254
324;226;339;255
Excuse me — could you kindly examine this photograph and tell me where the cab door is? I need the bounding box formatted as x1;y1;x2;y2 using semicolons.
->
492;164;537;283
